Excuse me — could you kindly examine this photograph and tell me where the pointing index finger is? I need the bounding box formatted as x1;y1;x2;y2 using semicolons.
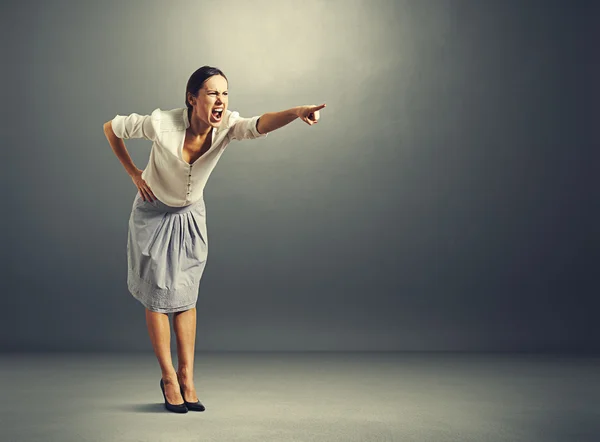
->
312;103;326;111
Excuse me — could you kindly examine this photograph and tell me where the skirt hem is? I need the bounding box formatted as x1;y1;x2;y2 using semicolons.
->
127;268;199;313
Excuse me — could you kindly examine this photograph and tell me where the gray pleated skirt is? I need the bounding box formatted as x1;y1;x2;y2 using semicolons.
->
127;193;208;313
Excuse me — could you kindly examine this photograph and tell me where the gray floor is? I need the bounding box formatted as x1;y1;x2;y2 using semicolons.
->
1;352;598;442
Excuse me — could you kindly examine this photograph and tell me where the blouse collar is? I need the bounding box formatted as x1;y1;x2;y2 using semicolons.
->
183;107;190;128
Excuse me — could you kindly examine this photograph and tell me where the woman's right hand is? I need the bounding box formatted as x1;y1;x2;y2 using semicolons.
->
131;168;156;202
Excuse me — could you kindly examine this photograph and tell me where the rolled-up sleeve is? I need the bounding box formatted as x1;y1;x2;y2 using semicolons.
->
111;111;157;141
227;110;269;141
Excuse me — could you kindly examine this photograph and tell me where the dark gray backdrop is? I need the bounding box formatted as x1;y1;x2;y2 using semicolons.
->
3;0;597;352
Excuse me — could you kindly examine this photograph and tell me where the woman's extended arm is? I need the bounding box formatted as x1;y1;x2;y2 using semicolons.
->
257;103;326;134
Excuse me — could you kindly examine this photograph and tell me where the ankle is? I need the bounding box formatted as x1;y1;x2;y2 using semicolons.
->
162;371;179;383
177;367;194;380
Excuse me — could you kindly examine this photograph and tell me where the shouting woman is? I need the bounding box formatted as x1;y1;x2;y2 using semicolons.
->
103;65;326;413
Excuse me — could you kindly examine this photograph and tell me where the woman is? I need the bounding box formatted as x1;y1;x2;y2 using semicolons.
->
103;66;326;413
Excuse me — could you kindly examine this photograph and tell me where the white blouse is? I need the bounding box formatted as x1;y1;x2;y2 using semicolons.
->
111;107;268;207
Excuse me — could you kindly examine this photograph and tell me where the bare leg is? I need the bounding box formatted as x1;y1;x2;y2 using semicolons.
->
145;308;183;404
173;307;199;402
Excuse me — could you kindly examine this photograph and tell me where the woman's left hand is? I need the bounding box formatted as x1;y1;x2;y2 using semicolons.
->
296;104;326;126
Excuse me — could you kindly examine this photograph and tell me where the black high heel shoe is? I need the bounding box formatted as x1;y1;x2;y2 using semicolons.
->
180;385;206;412
160;378;188;413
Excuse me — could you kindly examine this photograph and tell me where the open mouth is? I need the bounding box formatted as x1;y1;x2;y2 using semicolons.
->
211;108;223;121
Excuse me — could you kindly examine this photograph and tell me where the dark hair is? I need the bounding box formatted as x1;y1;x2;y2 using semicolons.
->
185;66;228;111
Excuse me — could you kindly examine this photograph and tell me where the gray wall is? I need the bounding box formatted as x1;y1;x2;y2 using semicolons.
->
3;0;597;352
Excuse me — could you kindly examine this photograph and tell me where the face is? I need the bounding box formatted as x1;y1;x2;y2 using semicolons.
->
187;75;228;127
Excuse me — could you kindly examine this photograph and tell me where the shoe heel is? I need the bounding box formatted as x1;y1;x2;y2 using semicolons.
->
160;378;188;413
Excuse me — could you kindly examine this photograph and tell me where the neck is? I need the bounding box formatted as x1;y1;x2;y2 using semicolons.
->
187;108;212;138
